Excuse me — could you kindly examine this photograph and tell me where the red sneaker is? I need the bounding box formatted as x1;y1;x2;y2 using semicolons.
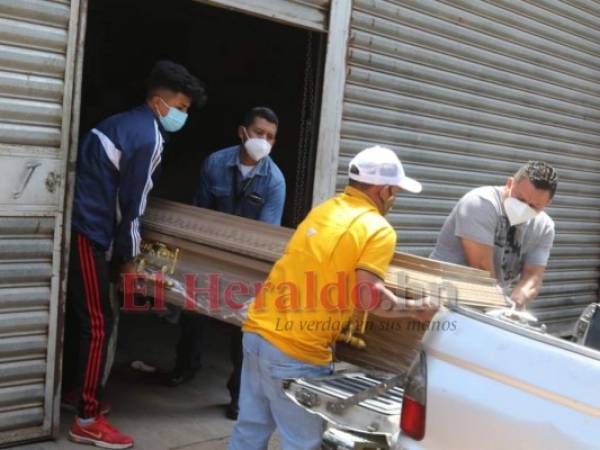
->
69;416;133;449
61;391;111;415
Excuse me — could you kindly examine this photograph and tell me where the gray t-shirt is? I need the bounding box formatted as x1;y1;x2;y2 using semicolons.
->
430;186;555;287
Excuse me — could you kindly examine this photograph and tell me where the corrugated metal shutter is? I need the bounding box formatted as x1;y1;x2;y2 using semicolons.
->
0;0;80;445
338;0;600;336
0;218;53;438
196;0;330;32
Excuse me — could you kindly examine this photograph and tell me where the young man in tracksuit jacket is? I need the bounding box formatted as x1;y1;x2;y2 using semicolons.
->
65;60;205;449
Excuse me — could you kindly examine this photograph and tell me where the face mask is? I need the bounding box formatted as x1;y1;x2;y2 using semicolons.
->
503;196;538;226
157;98;188;132
243;129;272;161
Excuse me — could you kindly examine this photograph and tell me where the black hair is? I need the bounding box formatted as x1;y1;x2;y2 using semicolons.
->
241;107;279;128
349;165;375;190
146;60;207;107
514;161;558;198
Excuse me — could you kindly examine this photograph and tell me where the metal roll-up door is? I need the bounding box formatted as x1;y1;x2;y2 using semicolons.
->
0;0;81;445
196;0;330;32
337;0;600;336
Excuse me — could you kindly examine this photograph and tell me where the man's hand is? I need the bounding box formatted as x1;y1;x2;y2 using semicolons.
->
406;297;440;323
118;260;146;292
357;269;441;320
511;264;545;309
375;295;440;321
511;291;527;310
120;260;138;275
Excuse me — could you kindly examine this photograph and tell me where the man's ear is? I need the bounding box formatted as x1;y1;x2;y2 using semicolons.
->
237;126;246;143
506;177;514;190
149;95;163;116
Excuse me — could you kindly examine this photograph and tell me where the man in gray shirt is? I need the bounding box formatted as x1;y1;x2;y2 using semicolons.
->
430;161;558;308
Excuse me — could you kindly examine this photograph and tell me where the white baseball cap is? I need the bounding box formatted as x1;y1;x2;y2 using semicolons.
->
348;146;422;193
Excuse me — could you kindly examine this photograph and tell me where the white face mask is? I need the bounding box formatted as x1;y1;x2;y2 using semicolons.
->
243;127;272;162
503;196;538;226
244;138;271;161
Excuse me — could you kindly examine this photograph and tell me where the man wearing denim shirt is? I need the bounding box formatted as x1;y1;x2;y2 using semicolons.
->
165;107;285;421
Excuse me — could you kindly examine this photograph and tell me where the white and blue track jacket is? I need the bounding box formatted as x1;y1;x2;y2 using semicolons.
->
71;104;165;259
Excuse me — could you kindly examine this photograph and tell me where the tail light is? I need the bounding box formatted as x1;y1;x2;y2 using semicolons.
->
400;351;427;441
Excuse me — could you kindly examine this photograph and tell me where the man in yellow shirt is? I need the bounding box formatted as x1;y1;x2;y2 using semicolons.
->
228;146;437;450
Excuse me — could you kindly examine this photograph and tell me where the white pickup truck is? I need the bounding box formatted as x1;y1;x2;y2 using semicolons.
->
285;304;600;450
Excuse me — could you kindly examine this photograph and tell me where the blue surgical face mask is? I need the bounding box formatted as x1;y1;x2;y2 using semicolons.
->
157;98;188;132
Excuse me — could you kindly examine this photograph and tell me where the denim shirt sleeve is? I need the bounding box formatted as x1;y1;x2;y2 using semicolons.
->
258;176;286;225
193;159;214;208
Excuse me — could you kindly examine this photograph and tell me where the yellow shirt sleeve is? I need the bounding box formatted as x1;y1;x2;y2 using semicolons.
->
356;225;397;279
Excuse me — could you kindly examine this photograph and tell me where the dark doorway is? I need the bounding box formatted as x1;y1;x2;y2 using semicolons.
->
80;0;325;226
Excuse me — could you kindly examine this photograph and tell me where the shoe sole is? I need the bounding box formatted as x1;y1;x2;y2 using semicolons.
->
69;431;133;449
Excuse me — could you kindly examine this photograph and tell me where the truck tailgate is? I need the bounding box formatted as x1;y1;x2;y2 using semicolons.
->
284;372;403;444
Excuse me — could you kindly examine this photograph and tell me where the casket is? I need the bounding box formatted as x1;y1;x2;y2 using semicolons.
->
141;198;505;373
